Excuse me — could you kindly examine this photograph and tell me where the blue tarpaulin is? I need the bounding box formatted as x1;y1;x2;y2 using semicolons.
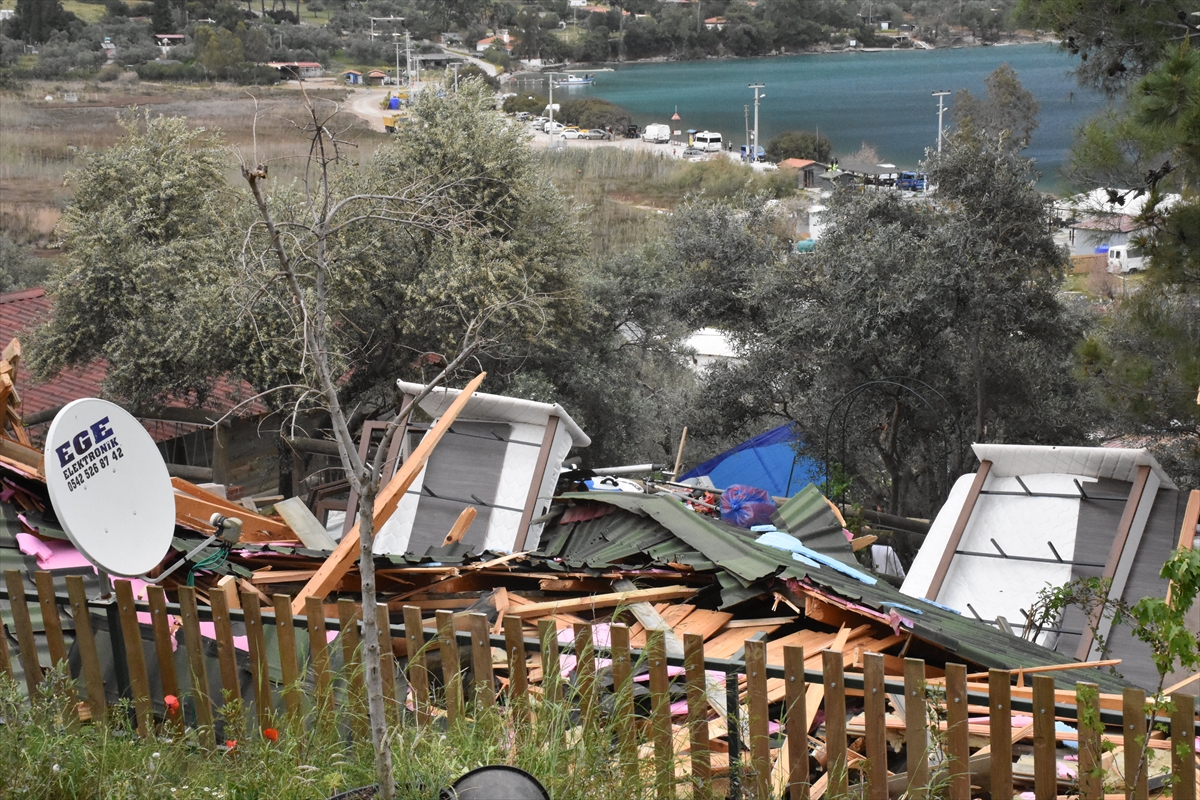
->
679;423;822;498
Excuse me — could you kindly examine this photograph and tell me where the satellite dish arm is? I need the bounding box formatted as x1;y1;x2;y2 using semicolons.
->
140;514;243;585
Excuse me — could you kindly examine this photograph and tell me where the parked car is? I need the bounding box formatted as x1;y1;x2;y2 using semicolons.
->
514;111;530;122
544;120;565;134
897;171;928;191
682;147;706;161
739;145;766;162
625;124;639;138
581;129;610;140
560;127;582;139
531;116;548;128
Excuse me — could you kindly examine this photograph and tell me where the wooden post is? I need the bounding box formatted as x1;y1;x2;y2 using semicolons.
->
437;609;462;723
3;569;40;697
1032;674;1056;800
904;657;928;800
376;604;397;724
823;649;848;800
273;595;302;720
503;615;527;718
241;591;272;732
1170;692;1196;800
746;639;771;800
402;605;430;725
573;622;596;728
0;615;11;681
114;580;152;737
610;623;637;785
178;586;215;746
862;652;887;800
538;618;560;703
209;588;241;703
1077;682;1102;800
65;576;106;722
147;586;182;728
1123;687;1148;800
469;612;495;709
338;598;365;737
648;629;675;800
944;663;969;800
684;633;712;800
304;596;333;723
989;669;1013;800
33;571;68;667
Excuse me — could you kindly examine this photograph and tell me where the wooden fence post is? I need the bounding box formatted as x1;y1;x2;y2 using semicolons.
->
989;669;1013;800
209;587;242;705
537;618;560;704
338;598;365;738
33;572;67;668
1123;686;1149;800
861;651;886;800
746;639;771;800
437;609;462;724
904;657;928;800
503;615;527;719
304;596;333;723
573;622;595;728
784;645;810;800
114;580;152;737
146;585;182;729
469;612;495;709
0;614;11;681
177;586;215;746
65;575;106;722
823;649;848;800
684;633;711;800
4;569;40;697
403;605;430;726
944;663;969;800
610;622;637;786
1032;674;1056;800
647;629;674;800
1077;682;1102;800
1170;692;1197;800
273;595;302;720
376;603;397;725
240;590;271;733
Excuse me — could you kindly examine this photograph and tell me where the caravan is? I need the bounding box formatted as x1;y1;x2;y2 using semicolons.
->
1107;244;1145;273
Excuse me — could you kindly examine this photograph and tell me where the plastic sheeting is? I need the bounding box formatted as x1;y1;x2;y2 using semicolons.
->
680;423;822;498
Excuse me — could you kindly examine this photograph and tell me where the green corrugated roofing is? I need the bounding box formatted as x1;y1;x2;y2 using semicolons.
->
771;483;857;566
551;492;1130;693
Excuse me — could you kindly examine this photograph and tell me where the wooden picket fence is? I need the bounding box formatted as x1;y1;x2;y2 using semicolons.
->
1;569;1197;800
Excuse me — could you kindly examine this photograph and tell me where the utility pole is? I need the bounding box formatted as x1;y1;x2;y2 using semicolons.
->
453;63;459;94
749;83;765;160
744;104;750;161
932;89;951;152
394;37;401;90
405;30;412;89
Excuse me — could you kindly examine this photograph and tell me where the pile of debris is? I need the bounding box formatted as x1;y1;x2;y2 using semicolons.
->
0;333;1196;796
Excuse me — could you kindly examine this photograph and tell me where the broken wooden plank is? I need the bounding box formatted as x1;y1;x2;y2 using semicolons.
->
291;372;486;615
274;497;337;551
507;585;696;618
443;506;477;547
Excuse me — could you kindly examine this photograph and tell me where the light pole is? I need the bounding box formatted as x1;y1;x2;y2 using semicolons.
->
932;89;950;152
744;104;750;161
749;83;765;160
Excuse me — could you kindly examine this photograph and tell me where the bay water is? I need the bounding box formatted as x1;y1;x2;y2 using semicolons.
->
553;44;1109;191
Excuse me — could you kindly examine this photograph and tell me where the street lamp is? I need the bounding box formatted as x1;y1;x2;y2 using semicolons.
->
749;83;765;160
932;89;951;152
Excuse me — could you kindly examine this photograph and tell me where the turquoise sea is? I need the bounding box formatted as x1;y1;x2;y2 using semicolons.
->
547;45;1110;191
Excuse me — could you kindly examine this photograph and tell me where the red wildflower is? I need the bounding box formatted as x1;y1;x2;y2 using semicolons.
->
225;739;237;752
164;695;180;712
262;728;279;742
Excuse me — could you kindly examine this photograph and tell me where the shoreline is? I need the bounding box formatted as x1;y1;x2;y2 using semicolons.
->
514;35;1061;76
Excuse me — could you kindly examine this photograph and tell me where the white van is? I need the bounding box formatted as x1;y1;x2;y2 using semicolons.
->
1107;244;1145;273
694;131;723;152
642;123;671;144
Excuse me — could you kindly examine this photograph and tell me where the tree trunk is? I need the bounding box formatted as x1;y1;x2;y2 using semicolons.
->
356;487;396;800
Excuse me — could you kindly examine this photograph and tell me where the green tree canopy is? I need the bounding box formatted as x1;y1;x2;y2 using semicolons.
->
766;129;833;163
950;63;1040;150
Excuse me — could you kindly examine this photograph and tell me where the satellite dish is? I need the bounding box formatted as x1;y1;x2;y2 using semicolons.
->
45;398;176;577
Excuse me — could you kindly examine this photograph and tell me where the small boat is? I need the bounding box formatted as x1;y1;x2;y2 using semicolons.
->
553;73;594;87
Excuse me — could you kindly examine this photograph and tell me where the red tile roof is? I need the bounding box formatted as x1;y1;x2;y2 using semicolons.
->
780;158;818;169
0;288;268;441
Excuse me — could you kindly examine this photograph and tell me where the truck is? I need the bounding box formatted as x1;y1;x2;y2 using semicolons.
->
1107;244;1145;273
642;123;671;144
897;171;927;191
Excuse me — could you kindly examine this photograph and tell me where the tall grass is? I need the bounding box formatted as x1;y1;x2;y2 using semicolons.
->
0;662;690;800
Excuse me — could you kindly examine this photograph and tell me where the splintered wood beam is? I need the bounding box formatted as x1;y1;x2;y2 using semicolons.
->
442;506;477;546
507;585;697;618
171;478;296;542
925;460;991;601
291;372;486;615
